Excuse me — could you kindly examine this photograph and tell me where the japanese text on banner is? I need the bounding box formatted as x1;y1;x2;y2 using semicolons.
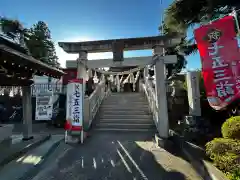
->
72;84;81;124
194;15;240;110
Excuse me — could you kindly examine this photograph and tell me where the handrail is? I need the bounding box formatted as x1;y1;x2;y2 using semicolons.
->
84;80;106;130
140;78;159;129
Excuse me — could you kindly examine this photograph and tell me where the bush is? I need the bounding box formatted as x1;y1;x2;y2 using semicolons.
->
206;138;240;155
226;169;240;180
210;152;240;173
206;116;240;179
206;138;240;173
222;116;240;139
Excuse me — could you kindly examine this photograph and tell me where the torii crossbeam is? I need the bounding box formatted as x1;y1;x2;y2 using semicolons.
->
59;33;183;62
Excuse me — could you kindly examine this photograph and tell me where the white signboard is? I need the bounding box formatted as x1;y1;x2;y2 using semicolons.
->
66;80;83;127
35;90;53;120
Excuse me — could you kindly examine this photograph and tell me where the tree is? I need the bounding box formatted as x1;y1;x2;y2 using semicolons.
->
25;21;59;67
158;30;190;77
0;17;22;35
163;0;240;55
165;48;187;78
164;0;240;115
0;18;60;67
159;0;240;77
164;0;240;32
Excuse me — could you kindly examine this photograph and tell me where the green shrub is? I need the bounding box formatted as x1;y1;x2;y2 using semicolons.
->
206;138;240;155
211;152;240;173
222;116;240;139
226;169;240;180
206;138;240;173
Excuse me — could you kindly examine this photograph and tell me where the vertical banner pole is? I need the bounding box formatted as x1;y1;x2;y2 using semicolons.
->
81;78;84;144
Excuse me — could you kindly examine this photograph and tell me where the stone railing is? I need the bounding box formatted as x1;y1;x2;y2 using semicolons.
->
139;78;159;129
139;76;176;133
83;80;106;130
141;76;189;130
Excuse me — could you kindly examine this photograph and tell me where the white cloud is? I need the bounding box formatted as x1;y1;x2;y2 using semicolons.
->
55;36;113;68
55;46;78;68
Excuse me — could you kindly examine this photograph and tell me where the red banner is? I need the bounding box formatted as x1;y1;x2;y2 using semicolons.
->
194;15;240;110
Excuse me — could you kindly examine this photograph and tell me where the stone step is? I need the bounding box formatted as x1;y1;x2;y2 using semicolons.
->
101;106;149;109
109;93;143;96
99;110;151;115
105;95;147;99
100;108;150;113
101;103;149;107
95;122;155;129
99;114;152;119
100;104;149;108
100;108;150;112
105;97;146;99
98;119;154;124
94;128;156;132
102;100;148;104
98;120;153;124
106;97;145;100
105;95;146;99
105;95;146;98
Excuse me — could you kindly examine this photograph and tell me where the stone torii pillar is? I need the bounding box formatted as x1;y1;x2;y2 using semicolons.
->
153;45;170;139
77;51;88;93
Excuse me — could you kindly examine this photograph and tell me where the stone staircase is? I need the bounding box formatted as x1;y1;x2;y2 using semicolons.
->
95;93;156;132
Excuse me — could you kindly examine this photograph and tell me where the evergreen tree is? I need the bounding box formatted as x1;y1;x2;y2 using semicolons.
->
1;18;60;67
25;21;59;67
162;0;240;55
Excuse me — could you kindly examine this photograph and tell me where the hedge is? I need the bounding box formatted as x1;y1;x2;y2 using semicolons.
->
206;138;240;174
222;116;240;139
206;138;240;155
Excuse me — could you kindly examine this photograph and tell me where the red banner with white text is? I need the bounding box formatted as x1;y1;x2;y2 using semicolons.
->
194;15;240;110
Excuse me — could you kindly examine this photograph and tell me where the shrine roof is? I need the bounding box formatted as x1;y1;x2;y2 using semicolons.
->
0;33;28;54
59;33;183;53
0;35;65;79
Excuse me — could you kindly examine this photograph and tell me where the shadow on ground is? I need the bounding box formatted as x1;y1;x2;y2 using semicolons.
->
32;131;204;180
165;135;224;180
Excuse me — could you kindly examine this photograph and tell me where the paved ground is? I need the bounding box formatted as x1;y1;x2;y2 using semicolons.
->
32;131;202;180
0;135;63;180
0;135;50;167
12;123;64;135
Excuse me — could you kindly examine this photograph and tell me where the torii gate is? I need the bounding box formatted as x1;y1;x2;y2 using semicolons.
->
59;33;183;139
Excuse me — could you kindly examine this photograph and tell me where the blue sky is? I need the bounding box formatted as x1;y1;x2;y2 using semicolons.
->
0;0;200;69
